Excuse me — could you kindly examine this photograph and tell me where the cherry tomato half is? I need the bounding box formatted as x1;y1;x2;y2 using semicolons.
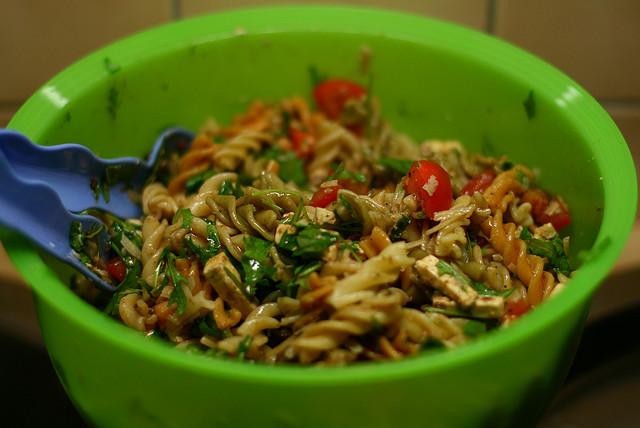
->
460;169;496;196
502;299;531;323
106;256;127;283
403;161;453;219
520;188;572;230
310;185;345;208
313;79;367;120
288;128;316;160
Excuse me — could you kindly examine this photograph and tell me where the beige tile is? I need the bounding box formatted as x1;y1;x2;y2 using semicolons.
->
604;101;640;220
0;103;19;128
494;0;640;100
0;0;174;104
181;0;490;30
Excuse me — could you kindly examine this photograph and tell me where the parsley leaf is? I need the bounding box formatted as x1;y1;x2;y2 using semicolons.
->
241;236;277;295
69;221;93;265
262;146;308;188
462;320;488;337
390;215;412;242
328;162;367;183
104;262;144;316
183;223;221;264
185;170;215;195
174;207;196;229
279;224;340;259
194;312;230;339
377;158;414;175
420;337;446;351
437;259;513;298
520;227;571;275
236;335;252;360
219;179;245;198
154;246;189;314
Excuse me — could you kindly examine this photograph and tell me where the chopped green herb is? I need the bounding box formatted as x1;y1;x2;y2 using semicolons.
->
469;282;515;298
195;312;230;339
523;90;536;120
107;85;121;120
182;218;222;264
520;227;571;275
107;216;142;266
104;263;143;316
236;335;252;360
219;179;245;198
462;319;487;337
437;259;513;298
173;207;196;229
377;158;414;175
390;215;411;242
423;305;497;320
279;258;323;298
241;235;277;295
262;146;308;188
185;170;215;195
308;65;326;87
481;137;496;157
279;224;340;259
104;57;121;75
69;221;102;265
328;162;367;183
436;259;470;283
420;337;446;350
371;316;384;334
154;246;188;314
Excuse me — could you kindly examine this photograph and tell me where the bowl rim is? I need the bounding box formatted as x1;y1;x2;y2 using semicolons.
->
5;5;637;383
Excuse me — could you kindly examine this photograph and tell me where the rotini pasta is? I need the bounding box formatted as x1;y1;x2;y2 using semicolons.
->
73;77;575;365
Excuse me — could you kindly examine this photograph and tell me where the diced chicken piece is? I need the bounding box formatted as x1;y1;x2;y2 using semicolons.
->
274;223;297;244
203;252;256;317
414;255;478;309
322;243;339;262
431;294;456;311
533;222;557;240
305;206;337;225
471;296;505;318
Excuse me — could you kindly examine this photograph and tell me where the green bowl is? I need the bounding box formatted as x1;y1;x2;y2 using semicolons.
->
3;6;636;427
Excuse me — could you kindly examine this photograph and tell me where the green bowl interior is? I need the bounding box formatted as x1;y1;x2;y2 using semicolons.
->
4;4;636;390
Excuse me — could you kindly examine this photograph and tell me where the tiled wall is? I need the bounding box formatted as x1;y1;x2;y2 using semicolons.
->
1;1;639;342
2;0;639;188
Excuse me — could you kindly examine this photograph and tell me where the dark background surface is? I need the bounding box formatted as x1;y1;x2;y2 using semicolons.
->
2;275;639;428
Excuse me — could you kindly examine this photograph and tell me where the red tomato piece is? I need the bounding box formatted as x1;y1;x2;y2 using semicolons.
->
313;79;367;120
539;195;572;230
520;188;572;230
338;177;370;195
288;128;315;159
460;169;496;196
403;161;453;219
106;257;127;283
502;299;531;323
310;185;344;208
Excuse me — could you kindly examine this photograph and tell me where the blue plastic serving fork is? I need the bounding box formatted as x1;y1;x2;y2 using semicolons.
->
0;128;194;292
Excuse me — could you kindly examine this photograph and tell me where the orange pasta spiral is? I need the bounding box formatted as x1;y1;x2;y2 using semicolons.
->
480;208;555;305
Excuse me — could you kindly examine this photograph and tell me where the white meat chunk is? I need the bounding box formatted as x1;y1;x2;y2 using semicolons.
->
415;255;478;309
305;206;336;225
431;294;457;311
274;223;297;245
203;252;256;317
471;296;505;318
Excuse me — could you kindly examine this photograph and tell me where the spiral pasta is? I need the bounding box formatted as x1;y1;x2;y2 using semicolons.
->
74;78;574;365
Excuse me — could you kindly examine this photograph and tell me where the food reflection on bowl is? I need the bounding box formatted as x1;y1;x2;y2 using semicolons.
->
3;6;636;428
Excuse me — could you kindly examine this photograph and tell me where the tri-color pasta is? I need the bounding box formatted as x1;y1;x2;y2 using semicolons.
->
71;78;574;365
